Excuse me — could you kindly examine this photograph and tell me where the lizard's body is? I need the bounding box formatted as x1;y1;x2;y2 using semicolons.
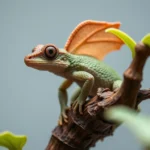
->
57;53;122;95
24;20;124;125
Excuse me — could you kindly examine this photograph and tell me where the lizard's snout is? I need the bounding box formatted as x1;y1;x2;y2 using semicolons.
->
24;55;31;66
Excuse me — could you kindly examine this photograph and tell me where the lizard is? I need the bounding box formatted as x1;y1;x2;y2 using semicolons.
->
24;20;124;125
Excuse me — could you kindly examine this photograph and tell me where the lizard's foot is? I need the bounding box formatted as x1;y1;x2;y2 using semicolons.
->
72;99;84;114
58;107;69;126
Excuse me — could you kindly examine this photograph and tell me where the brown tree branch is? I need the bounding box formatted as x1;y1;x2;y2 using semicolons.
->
46;43;150;150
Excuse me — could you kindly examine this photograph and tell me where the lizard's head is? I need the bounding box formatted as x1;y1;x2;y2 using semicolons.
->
24;44;70;73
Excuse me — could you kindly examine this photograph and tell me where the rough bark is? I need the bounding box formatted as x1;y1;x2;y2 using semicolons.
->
46;43;150;150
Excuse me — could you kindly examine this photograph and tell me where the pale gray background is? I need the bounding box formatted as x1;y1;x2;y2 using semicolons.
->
0;0;150;150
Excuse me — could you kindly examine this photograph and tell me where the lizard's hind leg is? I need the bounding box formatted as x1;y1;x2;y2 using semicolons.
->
113;80;122;90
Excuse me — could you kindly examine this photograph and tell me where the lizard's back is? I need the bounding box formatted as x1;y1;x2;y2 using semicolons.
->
66;54;122;95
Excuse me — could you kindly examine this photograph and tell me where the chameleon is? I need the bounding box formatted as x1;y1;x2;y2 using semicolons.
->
24;20;124;125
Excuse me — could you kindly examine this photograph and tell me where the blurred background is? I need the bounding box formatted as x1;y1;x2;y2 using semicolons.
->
0;0;150;150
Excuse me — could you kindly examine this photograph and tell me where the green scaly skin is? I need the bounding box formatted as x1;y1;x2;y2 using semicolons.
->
60;53;122;93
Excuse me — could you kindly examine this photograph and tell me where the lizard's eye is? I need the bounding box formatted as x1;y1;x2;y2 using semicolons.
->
44;46;58;59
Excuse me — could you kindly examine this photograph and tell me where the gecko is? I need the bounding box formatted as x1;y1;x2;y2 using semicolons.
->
24;20;124;125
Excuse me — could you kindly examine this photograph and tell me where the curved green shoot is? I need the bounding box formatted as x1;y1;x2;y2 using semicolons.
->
106;28;136;58
141;33;150;47
0;131;27;150
105;106;150;148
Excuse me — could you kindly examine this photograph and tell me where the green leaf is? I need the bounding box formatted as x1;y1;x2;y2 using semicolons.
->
141;33;150;47
105;106;150;147
106;28;136;58
0;131;27;150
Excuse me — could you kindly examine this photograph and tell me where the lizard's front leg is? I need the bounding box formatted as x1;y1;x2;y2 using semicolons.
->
72;71;94;114
58;79;73;125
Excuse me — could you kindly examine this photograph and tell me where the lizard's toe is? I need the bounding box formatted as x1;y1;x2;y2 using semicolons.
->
64;118;68;123
58;110;68;125
79;104;83;114
62;112;68;119
72;100;84;114
62;112;68;123
74;101;79;112
58;117;63;126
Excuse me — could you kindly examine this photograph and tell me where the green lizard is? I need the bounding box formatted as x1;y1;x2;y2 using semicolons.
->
24;20;124;125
